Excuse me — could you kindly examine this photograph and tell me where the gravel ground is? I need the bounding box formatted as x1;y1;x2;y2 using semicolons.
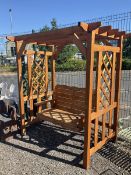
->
0;121;131;175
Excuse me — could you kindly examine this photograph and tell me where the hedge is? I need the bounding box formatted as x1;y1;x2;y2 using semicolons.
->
122;58;131;70
56;59;86;71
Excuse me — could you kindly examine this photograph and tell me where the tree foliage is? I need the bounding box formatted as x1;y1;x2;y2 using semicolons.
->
51;18;57;30
57;45;79;64
123;37;131;59
40;25;50;32
32;18;80;66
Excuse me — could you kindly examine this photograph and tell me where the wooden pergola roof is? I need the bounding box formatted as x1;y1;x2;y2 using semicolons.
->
7;22;126;47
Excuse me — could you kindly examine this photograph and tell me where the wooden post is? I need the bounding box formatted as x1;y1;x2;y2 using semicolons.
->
83;31;95;169
109;52;116;135
16;41;26;135
51;46;56;91
27;54;34;120
45;54;48;108
113;36;123;140
94;51;102;146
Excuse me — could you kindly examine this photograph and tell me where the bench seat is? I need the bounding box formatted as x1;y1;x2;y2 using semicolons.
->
34;85;96;131
37;108;84;131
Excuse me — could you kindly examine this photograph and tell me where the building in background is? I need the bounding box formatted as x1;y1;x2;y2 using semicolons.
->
5;41;16;65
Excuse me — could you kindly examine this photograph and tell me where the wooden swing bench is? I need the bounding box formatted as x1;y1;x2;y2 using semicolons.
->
34;85;96;132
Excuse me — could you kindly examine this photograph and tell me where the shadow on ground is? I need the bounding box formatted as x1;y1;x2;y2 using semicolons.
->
2;122;131;174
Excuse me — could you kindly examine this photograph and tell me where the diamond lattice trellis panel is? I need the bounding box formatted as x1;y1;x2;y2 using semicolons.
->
100;52;113;109
31;54;46;95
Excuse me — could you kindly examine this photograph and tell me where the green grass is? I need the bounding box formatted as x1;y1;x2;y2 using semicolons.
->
0;65;17;72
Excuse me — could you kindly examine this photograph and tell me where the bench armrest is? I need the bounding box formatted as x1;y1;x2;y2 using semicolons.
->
34;99;54;107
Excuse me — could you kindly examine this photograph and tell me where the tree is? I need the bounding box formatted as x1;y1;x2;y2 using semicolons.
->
123;37;131;59
32;18;79;63
40;25;50;32
57;45;79;64
32;29;35;33
51;18;57;30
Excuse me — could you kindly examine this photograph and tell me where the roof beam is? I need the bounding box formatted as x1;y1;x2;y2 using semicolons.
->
79;21;102;32
125;33;131;38
73;33;86;57
107;29;119;37
6;36;15;42
98;26;112;35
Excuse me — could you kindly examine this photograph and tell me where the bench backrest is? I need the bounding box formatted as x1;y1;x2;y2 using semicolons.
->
54;85;96;114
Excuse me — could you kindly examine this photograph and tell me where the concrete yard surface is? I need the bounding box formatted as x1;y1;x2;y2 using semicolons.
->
0;121;130;175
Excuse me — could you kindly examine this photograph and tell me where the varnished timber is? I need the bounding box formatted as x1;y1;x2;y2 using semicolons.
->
94;44;120;52
113;36;124;141
27;54;34;121
83;31;95;169
16;41;26;135
94;52;102;146
6;21;126;170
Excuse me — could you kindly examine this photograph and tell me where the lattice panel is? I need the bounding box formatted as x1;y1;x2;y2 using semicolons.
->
100;52;113;109
31;54;46;95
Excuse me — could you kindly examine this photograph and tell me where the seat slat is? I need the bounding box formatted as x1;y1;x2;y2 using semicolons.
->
37;108;84;131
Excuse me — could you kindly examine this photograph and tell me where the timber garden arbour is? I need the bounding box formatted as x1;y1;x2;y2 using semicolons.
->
7;21;125;169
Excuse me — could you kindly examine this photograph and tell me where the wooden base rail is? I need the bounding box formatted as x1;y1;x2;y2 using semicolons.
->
91;102;117;121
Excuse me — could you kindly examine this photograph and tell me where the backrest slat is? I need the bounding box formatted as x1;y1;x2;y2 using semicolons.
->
54;85;96;114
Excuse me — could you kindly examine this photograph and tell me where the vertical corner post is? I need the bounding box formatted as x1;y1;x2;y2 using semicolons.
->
114;36;124;140
51;45;56;91
83;31;96;169
16;40;26;136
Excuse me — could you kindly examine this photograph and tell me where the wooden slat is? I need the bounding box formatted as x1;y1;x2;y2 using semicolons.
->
36;108;84;132
45;54;48;108
100;85;110;103
52;49;56;91
109;52;116;135
73;33;86;57
108;29;119;36
79;21;102;32
96;35;119;41
94;52;102;146
106;52;113;67
23;91;53;101
98;26;112;34
91;102;117;120
27;54;34;120
102;113;106;140
90;132;115;155
24;50;53;56
34;99;53;107
115;31;125;38
101;71;111;91
102;58;111;79
94;44;120;52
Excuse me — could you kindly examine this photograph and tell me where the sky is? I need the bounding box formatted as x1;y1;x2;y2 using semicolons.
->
0;0;131;35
